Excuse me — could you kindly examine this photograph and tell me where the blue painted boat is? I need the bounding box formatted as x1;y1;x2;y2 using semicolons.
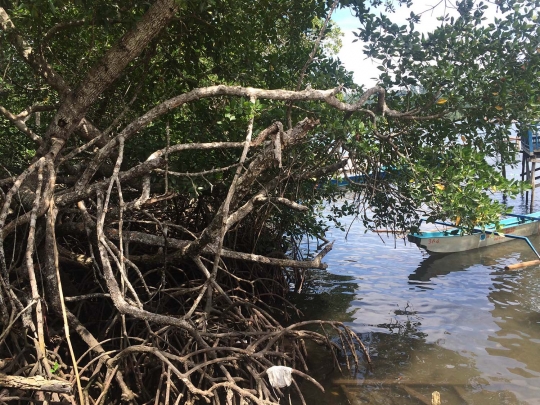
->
408;212;540;254
328;175;365;187
327;170;391;187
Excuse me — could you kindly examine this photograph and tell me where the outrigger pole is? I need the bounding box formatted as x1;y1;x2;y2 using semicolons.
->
502;214;540;269
506;213;540;222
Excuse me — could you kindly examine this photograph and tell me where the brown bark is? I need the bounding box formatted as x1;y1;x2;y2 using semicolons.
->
35;0;180;160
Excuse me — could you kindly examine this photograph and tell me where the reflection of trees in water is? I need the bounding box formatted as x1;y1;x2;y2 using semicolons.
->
381;303;427;341
487;270;540;378
349;307;526;405
294;247;536;404
288;268;359;324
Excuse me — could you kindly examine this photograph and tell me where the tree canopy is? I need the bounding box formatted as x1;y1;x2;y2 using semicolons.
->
337;0;540;231
0;0;539;403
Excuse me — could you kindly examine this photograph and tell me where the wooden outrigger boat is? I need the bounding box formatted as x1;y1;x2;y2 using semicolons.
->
408;212;540;256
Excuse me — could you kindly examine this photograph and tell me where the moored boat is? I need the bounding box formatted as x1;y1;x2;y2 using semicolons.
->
408;212;540;254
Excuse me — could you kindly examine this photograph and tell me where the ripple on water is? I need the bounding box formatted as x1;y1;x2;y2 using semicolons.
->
295;204;540;404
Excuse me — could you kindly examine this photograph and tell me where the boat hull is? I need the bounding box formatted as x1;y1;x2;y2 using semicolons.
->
408;215;540;254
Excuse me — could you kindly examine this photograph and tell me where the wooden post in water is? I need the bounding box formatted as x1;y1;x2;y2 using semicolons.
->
521;151;526;185
531;159;536;212
520;124;540;212
432;391;441;405
524;152;531;209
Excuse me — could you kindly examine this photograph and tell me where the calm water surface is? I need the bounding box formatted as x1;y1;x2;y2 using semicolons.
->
293;190;540;404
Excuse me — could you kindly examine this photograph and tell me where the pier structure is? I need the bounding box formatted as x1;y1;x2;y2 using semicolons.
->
520;124;540;211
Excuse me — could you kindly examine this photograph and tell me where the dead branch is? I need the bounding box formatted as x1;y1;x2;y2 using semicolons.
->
0;373;71;393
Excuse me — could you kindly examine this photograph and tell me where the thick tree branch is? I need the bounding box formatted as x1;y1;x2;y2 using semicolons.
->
58;83;441;195
326;85;439;119
15;104;58;121
34;0;179;160
57;223;331;270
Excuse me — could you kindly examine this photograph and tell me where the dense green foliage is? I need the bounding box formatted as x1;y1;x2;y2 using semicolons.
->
335;0;540;231
1;0;539;235
0;0;356;240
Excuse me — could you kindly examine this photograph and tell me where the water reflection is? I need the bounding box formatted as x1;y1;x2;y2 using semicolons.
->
294;219;540;404
290;268;359;324
406;243;540;404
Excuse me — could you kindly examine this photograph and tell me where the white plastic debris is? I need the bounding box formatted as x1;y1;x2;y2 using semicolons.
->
266;366;293;388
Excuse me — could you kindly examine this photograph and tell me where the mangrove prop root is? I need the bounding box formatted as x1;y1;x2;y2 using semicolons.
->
0;114;371;403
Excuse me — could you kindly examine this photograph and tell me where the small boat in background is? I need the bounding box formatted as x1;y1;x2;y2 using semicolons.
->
327;170;390;188
408;212;540;254
328;174;366;187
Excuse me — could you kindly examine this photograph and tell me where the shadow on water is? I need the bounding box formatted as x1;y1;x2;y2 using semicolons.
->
289;268;360;323
290;224;540;404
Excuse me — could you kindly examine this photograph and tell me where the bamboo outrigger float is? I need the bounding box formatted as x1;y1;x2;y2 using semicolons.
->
408;213;540;269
